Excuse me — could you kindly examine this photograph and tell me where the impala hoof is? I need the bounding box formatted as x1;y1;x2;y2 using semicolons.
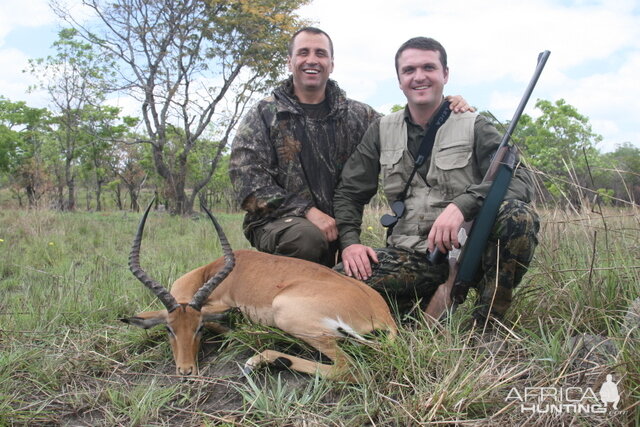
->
242;361;256;376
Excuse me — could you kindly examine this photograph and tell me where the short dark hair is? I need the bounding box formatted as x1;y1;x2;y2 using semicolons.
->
288;27;334;58
394;37;447;76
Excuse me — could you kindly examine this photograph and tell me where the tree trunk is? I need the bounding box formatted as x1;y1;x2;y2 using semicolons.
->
126;182;139;212
56;177;65;211
96;178;103;211
85;186;91;211
65;157;75;211
26;185;37;208
114;182;123;210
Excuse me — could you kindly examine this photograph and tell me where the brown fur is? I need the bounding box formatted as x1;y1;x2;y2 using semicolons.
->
124;250;397;381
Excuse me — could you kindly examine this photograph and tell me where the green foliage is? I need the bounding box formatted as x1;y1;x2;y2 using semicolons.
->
602;142;640;203
26;28;118;211
512;99;611;205
0;97;53;207
0;97;50;172
207;0;312;84
47;0;310;214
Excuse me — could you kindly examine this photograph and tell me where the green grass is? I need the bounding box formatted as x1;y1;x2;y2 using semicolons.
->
0;206;638;425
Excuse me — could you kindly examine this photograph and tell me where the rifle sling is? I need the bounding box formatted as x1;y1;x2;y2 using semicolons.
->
393;100;452;209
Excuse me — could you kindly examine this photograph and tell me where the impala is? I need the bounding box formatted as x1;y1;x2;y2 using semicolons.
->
121;201;397;381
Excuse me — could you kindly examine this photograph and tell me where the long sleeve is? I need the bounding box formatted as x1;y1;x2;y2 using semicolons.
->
334;120;382;249
229;104;312;221
452;115;536;221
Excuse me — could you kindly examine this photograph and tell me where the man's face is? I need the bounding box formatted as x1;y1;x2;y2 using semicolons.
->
397;48;449;110
287;31;334;97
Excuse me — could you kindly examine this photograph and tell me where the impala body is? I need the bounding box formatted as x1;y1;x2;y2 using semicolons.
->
122;202;397;381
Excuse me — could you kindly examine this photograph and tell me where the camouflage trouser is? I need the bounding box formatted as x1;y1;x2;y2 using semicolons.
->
334;199;540;321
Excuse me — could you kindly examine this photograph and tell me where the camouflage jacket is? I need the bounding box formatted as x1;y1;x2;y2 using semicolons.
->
229;77;380;241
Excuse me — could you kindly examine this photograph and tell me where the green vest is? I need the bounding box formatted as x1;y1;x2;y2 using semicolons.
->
379;110;480;253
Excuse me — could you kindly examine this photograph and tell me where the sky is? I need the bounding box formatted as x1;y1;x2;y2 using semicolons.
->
1;0;639;152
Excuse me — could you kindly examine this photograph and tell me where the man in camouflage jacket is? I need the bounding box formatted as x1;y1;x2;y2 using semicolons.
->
229;27;379;266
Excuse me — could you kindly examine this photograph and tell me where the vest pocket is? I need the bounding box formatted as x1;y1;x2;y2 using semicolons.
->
381;148;407;200
434;142;472;170
389;219;420;246
433;142;473;200
380;148;403;166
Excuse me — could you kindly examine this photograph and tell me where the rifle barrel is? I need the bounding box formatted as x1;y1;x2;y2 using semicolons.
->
497;50;551;152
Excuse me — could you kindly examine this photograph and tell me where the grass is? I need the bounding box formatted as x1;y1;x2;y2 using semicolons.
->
0;205;638;426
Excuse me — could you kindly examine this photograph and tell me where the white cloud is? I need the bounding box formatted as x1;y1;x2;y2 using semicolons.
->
0;47;47;104
298;0;640;151
0;0;54;43
0;0;637;151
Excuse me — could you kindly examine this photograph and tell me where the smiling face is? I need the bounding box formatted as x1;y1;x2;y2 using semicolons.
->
397;48;449;113
287;31;334;103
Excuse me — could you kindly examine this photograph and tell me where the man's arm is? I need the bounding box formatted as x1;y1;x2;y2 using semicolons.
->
229;105;311;220
453;115;535;220
334;120;382;279
427;115;535;254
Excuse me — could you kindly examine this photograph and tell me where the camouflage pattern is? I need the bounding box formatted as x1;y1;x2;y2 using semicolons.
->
472;199;539;321
229;77;380;243
334;199;539;319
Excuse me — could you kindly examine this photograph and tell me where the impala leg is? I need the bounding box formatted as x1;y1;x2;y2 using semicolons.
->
424;278;455;325
243;335;356;382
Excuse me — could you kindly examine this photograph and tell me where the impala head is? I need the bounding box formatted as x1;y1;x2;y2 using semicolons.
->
122;199;235;376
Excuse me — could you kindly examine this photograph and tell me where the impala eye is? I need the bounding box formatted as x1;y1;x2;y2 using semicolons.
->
165;326;175;336
196;325;205;335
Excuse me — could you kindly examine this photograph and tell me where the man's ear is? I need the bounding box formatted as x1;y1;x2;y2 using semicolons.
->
287;56;294;73
120;310;167;329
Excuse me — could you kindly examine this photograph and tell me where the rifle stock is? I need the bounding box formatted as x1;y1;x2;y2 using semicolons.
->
423;50;550;323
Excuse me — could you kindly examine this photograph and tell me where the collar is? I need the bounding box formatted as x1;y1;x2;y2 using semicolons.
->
273;76;347;117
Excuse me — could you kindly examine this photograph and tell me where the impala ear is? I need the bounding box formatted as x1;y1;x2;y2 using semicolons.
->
120;311;168;329
200;307;232;334
201;311;229;323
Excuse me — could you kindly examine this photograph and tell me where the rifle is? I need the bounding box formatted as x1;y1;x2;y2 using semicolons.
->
424;50;551;324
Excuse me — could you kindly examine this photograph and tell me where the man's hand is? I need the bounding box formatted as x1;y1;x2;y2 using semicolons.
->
445;95;476;113
341;244;379;280
305;207;338;242
427;203;465;254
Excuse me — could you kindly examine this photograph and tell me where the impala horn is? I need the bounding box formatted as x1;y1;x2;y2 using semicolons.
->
129;198;180;312
189;203;236;310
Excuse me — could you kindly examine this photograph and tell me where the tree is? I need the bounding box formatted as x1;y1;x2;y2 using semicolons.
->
54;0;310;214
603;142;640;205
79;106;137;210
513;99;604;205
0;97;52;207
105;136;151;212
28;28;115;211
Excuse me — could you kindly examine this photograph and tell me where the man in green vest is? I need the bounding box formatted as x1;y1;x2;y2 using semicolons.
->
333;37;540;324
